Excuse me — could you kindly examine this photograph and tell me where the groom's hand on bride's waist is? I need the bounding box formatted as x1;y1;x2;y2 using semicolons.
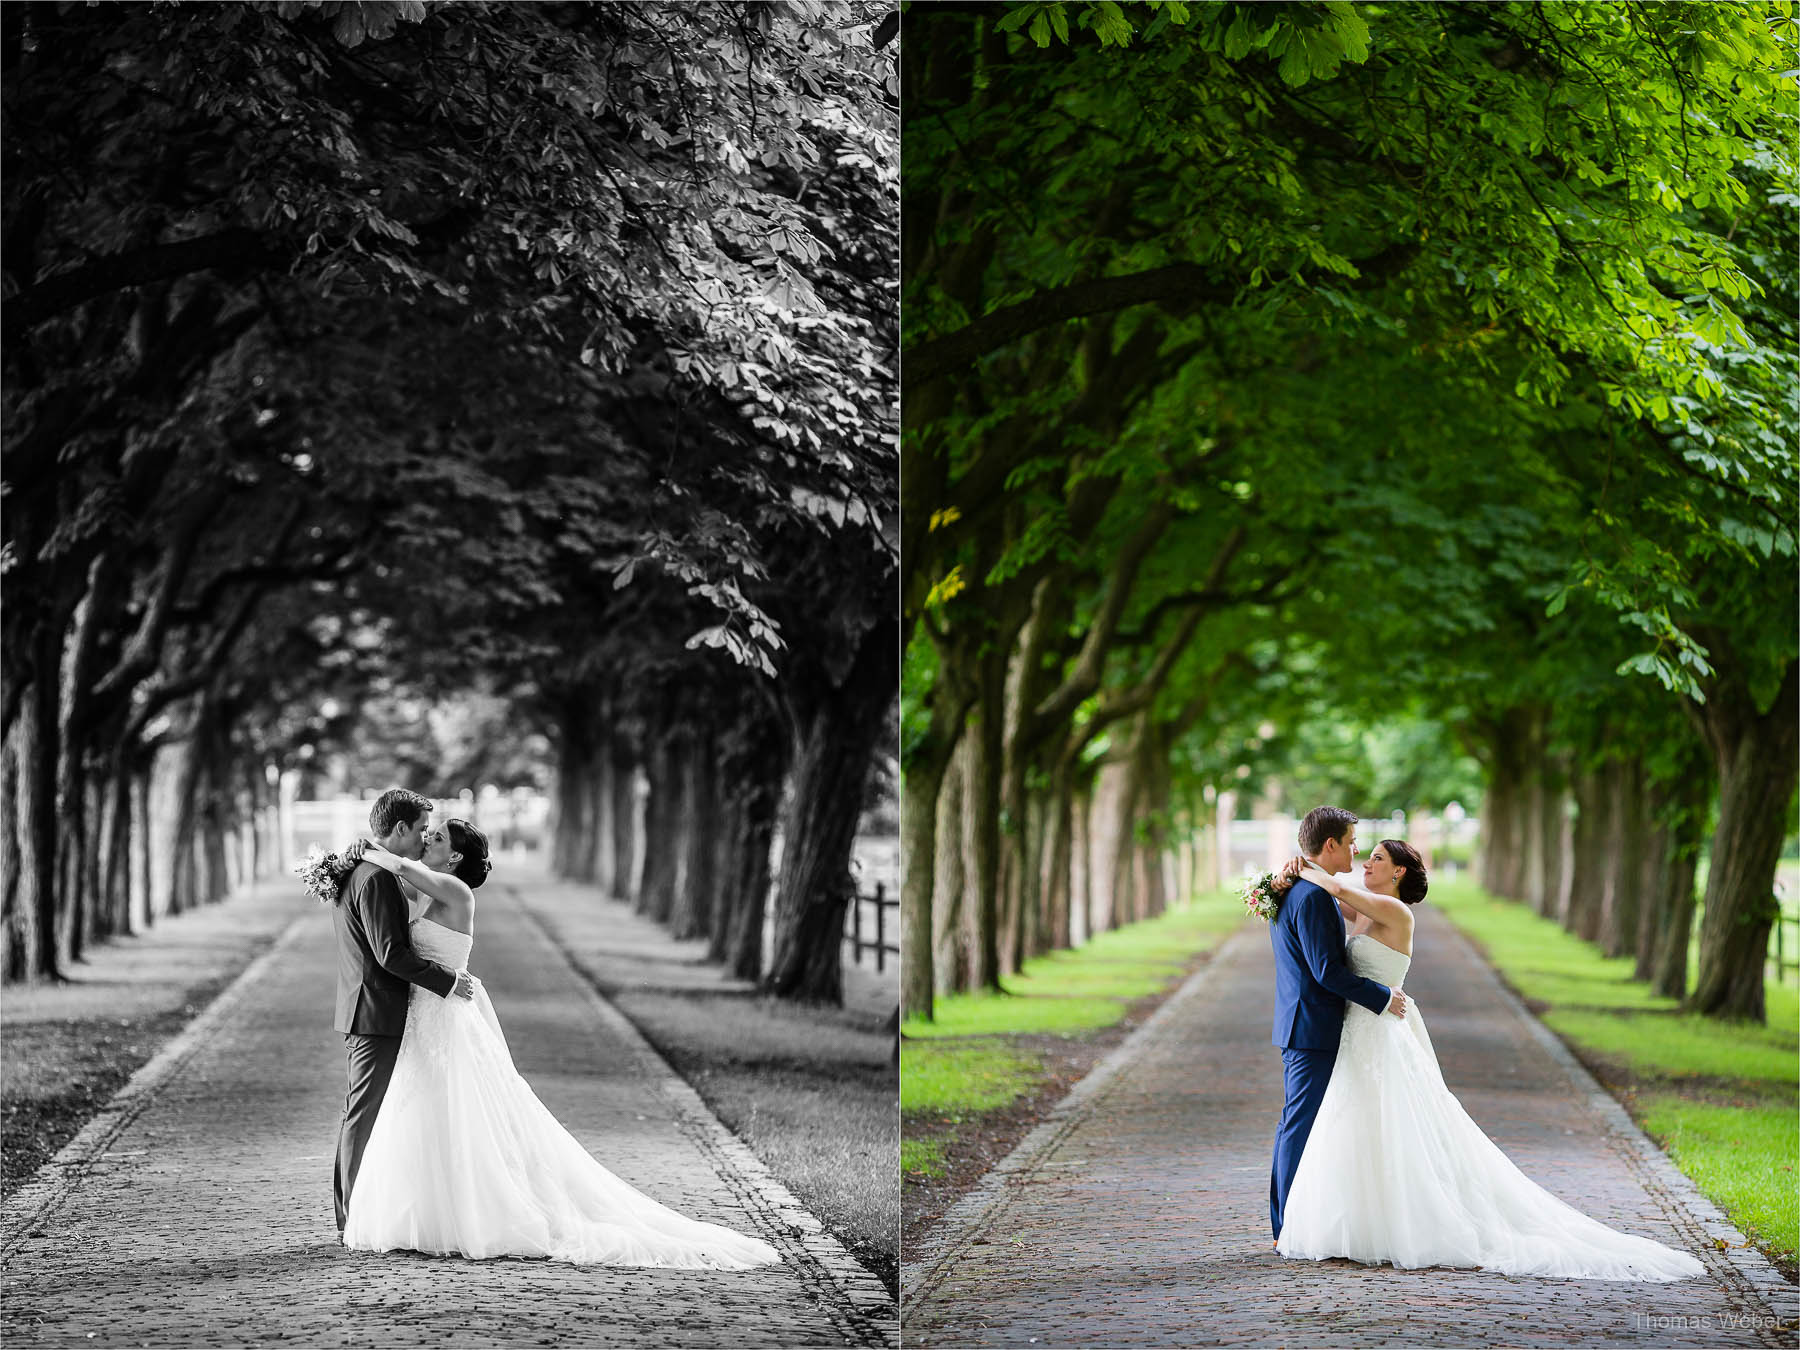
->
453;971;478;1000
1387;987;1408;1019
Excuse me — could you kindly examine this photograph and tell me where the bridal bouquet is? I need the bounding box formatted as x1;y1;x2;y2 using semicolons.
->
1240;869;1284;923
294;842;365;905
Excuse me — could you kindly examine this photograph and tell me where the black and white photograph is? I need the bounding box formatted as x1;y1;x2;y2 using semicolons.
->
1;2;898;1345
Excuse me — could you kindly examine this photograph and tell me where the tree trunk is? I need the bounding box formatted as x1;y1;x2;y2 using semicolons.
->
763;622;898;1003
168;731;203;918
593;717;618;898
1477;709;1533;900
1102;716;1153;928
726;779;779;983
720;709;785;979
1649;803;1702;1001
1647;752;1712;998
1565;761;1614;942
668;725;717;942
1024;788;1051;957
1632;773;1681;981
638;723;681;924
58;757;90;966
610;735;638;903
1688;661;1798;1022
1597;757;1645;959
709;789;743;961
932;736;969;995
1041;754;1075;952
1072;777;1094;946
200;770;230;906
130;758;153;932
17;634;62;979
963;647;1005;990
0;722;25;981
902;699;961;1019
92;769;124;943
1522;749;1568;918
1137;723;1172;921
550;695;602;883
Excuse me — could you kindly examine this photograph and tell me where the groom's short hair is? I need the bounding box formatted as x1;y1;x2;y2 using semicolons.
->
370;788;432;837
1299;805;1357;856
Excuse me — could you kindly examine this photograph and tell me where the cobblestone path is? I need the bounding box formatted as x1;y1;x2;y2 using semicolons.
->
2;876;894;1348
902;908;1795;1348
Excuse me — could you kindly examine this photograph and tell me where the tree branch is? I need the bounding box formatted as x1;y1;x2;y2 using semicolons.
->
1028;503;1182;732
5;229;279;337
908;242;1418;386
5;201;483;340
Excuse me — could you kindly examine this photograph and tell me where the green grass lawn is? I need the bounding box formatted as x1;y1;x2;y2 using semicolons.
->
901;1041;1045;1115
1431;877;1799;1275
902;892;1244;1043
901;891;1243;1184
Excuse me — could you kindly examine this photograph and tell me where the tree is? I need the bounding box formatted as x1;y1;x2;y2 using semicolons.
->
2;1;900;997
899;1;1795;1022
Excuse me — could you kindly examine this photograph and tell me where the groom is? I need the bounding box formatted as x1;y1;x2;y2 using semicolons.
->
1268;805;1407;1244
331;787;475;1233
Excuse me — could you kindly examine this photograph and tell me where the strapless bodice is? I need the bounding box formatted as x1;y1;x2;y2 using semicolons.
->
1346;932;1410;986
410;916;473;971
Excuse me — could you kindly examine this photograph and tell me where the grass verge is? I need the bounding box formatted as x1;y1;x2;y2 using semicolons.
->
1;880;303;1202
3;1005;219;1199
900;891;1242;1247
1430;877;1798;1280
606;987;900;1298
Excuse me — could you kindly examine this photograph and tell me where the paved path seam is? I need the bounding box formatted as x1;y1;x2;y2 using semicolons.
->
508;881;899;1347
0;910;314;1260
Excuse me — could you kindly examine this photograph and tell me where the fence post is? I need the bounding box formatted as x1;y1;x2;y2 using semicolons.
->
875;882;886;973
853;888;863;968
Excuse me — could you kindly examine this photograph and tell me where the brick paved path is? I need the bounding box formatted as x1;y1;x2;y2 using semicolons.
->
2;876;894;1348
903;908;1797;1348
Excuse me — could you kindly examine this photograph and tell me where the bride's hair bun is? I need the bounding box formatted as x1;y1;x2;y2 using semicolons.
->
445;818;494;890
1382;838;1428;905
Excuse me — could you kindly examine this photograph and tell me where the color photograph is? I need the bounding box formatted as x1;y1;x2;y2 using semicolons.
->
899;2;1795;1345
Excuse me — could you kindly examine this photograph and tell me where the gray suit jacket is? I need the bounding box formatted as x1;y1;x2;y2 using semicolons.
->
332;860;457;1035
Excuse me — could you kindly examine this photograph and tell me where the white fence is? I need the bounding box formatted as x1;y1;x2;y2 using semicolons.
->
287;792;551;862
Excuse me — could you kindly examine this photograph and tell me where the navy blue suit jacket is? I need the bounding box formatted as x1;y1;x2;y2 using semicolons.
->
1269;877;1391;1049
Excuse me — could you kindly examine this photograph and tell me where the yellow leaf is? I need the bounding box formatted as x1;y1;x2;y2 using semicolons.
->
925;564;967;608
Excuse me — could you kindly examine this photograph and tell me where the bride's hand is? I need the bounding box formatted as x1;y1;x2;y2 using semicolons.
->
1299;863;1339;894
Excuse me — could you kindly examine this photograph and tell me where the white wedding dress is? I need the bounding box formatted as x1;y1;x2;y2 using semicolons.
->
341;917;780;1268
1277;933;1703;1281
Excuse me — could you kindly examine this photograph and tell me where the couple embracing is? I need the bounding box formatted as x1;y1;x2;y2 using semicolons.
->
328;788;778;1268
1266;805;1702;1281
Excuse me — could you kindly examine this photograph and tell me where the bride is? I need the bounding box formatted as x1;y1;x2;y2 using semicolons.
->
1275;839;1703;1282
340;819;780;1269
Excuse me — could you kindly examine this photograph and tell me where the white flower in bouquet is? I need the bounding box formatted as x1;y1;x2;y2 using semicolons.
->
294;843;362;905
1240;869;1284;923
